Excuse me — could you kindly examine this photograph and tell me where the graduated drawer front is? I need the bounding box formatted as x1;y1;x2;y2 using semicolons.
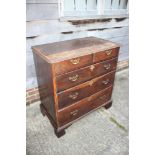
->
56;57;118;92
53;54;93;76
57;71;115;109
58;86;113;126
93;47;119;63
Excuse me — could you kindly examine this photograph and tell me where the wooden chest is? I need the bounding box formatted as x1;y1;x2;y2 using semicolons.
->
32;37;120;138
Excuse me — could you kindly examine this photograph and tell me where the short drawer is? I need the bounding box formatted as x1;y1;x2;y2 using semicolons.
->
93;47;119;63
53;54;93;76
57;71;115;109
58;86;113;126
56;57;118;92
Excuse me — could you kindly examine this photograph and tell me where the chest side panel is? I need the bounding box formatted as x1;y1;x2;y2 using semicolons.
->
33;52;57;122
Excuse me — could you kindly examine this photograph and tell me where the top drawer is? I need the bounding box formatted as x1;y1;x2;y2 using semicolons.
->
53;54;93;76
94;47;119;63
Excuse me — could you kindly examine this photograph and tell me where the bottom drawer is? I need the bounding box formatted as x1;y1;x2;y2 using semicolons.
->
58;86;113;127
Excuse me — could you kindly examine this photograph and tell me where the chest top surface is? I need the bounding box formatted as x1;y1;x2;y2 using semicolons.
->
32;37;119;63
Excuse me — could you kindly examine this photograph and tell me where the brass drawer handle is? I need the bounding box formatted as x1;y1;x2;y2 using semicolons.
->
99;95;106;100
102;79;110;85
90;65;95;71
104;64;111;70
69;92;79;100
89;80;94;86
69;74;79;82
87;96;92;102
70;58;80;65
105;50;112;55
70;109;78;116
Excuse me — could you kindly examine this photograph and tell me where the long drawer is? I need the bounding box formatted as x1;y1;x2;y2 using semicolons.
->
57;71;116;109
56;57;118;92
58;86;113;126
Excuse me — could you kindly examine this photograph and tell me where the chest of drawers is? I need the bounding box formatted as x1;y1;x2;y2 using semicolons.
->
32;37;120;138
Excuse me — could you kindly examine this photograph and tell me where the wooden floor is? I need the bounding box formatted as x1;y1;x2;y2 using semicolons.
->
26;68;129;155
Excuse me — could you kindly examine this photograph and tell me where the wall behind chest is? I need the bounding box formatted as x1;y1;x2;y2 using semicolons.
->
26;0;129;91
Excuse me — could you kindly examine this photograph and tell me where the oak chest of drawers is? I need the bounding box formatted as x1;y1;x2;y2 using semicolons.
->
32;37;120;138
